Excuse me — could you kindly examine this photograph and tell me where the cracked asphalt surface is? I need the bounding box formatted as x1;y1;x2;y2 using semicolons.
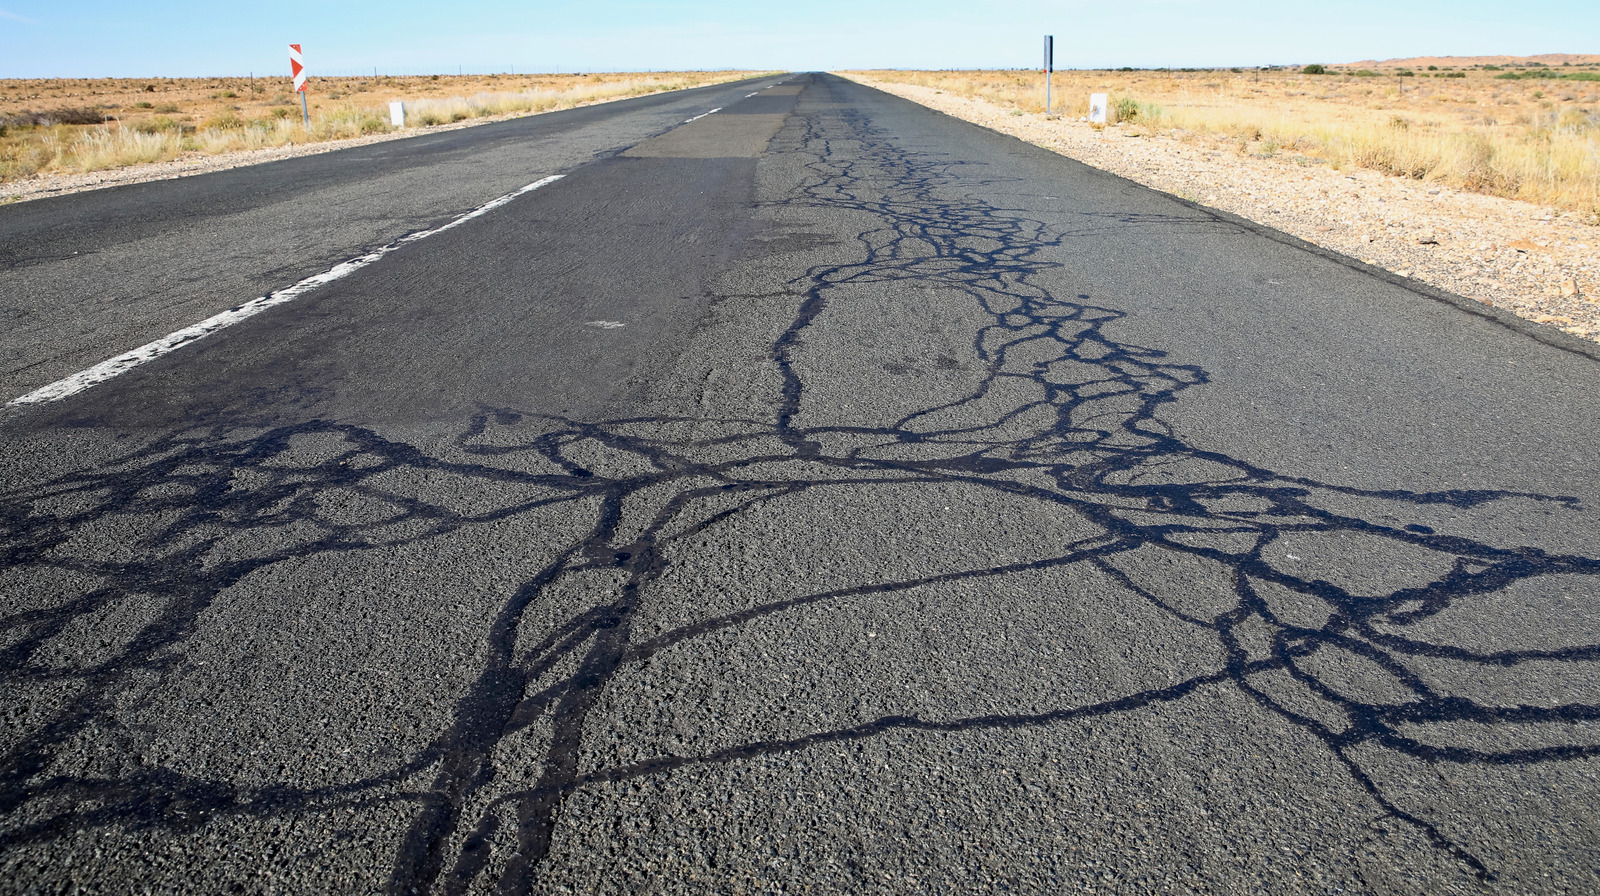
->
2;73;1598;894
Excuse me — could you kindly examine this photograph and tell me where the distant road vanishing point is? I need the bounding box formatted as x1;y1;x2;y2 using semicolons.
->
2;72;1598;894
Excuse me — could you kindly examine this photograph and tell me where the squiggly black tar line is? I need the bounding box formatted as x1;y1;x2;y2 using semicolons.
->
0;74;1596;893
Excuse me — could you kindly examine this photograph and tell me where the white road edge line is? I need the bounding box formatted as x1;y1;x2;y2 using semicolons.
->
7;174;566;408
683;108;721;124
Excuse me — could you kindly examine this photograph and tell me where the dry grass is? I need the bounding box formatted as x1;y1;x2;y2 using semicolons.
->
846;65;1600;215
0;71;770;182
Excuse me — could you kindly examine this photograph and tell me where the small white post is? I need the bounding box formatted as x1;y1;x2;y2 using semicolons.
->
389;101;406;127
1089;93;1108;124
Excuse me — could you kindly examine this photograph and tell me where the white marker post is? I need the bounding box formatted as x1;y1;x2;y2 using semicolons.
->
1089;92;1108;124
389;101;406;127
1043;35;1054;117
290;43;309;128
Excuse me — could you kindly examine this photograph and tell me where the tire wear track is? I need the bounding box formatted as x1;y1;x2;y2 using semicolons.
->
0;75;1597;893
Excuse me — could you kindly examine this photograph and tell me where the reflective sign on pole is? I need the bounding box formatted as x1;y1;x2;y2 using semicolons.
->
1044;35;1054;116
290;44;307;93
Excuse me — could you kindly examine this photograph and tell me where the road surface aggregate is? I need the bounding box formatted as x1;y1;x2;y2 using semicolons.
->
1;73;1597;895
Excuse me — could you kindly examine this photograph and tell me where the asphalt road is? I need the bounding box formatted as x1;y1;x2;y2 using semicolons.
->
1;72;1597;895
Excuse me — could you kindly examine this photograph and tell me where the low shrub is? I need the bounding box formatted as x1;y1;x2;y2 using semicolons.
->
1;108;104;127
1302;64;1326;75
199;111;243;131
131;116;180;134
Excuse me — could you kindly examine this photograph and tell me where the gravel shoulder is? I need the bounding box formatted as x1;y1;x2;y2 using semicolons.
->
840;73;1600;344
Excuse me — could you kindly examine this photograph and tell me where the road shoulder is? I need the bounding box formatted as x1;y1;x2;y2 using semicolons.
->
837;73;1600;346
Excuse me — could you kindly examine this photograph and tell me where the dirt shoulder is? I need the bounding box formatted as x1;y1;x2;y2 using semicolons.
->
840;73;1600;345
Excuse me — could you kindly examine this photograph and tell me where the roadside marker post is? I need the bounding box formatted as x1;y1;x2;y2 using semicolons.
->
1043;35;1054;116
290;43;309;128
389;101;406;127
1089;92;1108;124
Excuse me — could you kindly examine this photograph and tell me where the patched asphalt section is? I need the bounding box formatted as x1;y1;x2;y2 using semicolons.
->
0;74;786;405
1;73;1597;895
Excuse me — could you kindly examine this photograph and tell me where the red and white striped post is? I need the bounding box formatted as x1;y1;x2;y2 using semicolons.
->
289;43;309;128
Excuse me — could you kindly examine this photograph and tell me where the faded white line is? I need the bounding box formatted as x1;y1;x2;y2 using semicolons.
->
8;174;565;407
683;108;721;124
745;93;758;97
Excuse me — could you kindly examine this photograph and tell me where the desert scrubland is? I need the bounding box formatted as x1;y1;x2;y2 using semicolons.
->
843;58;1600;342
0;70;766;193
848;59;1600;215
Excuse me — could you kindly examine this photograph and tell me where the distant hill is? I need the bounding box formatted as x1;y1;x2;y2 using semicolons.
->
1340;53;1600;68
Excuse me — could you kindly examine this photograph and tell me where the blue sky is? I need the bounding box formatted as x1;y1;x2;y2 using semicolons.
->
2;0;1596;79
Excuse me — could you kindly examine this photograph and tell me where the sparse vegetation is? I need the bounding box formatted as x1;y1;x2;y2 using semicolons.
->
1497;70;1600;81
1;107;103;127
845;66;1600;215
1302;64;1326;75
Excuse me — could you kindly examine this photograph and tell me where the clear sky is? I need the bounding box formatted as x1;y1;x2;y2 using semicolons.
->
2;0;1597;79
